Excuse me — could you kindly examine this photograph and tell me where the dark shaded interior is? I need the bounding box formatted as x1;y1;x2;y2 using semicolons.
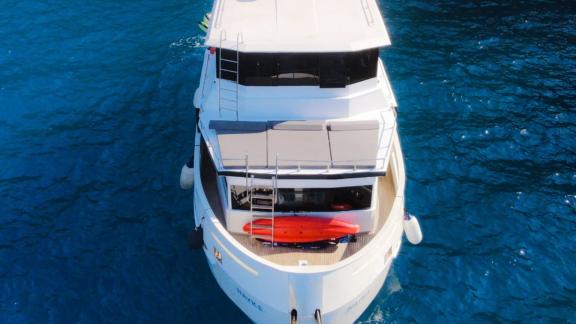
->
216;48;379;87
231;185;373;212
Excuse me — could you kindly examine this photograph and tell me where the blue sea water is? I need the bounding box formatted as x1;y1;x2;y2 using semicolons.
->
0;0;575;322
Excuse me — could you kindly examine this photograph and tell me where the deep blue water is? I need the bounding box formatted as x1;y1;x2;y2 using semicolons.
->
1;0;575;322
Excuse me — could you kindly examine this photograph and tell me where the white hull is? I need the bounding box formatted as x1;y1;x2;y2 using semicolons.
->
207;248;393;323
193;133;407;323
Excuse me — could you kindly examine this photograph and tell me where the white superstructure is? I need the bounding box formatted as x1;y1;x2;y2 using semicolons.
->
182;0;422;322
204;0;391;52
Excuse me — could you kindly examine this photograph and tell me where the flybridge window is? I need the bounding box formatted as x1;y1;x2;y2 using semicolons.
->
216;49;379;87
230;185;372;212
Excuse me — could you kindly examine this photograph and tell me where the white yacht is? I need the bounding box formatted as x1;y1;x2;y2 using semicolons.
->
181;0;423;322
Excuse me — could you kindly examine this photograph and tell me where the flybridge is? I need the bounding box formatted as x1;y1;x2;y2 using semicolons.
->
204;0;392;53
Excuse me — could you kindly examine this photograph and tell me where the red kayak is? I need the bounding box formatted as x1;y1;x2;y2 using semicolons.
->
242;216;359;243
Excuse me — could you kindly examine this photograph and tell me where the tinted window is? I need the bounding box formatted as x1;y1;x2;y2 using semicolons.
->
319;53;347;88
276;53;319;85
347;49;379;84
215;49;379;87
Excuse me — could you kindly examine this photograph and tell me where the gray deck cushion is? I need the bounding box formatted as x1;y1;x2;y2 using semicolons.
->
328;120;379;131
269;120;325;131
328;120;381;167
209;120;267;132
267;120;331;167
209;120;268;168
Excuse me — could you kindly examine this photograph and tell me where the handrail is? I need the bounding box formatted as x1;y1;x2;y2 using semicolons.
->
220;157;389;170
200;50;211;100
381;122;397;172
379;61;398;109
272;154;278;246
218;30;224;117
244;154;249;191
235;32;241;121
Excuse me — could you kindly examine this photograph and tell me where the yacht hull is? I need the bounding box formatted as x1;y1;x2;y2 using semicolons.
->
193;131;408;323
199;200;403;323
205;247;393;323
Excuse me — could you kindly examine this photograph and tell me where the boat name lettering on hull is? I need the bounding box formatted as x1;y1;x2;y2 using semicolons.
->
237;287;263;312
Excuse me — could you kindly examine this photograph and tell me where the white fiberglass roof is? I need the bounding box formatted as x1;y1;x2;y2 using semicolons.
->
204;0;392;52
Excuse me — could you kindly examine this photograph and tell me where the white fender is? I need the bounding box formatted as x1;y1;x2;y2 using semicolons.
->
403;213;422;245
180;163;195;190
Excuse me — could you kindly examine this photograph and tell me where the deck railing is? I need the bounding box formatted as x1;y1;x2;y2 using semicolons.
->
220;156;388;172
219;123;396;173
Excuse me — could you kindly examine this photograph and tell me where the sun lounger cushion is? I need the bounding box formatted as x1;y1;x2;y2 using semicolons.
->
267;121;331;167
210;120;268;168
328;120;380;167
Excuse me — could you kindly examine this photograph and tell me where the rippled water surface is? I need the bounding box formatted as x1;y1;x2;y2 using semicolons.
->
1;0;575;322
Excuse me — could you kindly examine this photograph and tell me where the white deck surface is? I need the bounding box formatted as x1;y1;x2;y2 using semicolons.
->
205;0;391;52
200;143;396;266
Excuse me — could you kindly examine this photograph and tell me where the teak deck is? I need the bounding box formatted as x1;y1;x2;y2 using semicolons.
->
201;146;396;266
230;175;395;266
